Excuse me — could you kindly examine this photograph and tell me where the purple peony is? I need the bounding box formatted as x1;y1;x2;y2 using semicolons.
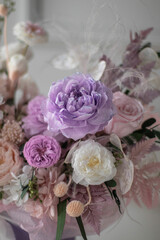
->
23;96;47;138
23;135;61;168
44;73;115;140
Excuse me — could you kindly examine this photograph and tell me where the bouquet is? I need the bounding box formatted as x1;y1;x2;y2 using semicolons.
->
0;2;160;240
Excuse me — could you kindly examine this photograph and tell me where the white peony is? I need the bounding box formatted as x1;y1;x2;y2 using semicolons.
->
71;140;117;186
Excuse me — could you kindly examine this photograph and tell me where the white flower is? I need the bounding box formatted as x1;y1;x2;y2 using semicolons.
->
0;42;32;69
13;21;48;46
71;140;117;186
91;60;106;81
2;165;32;207
8;54;28;81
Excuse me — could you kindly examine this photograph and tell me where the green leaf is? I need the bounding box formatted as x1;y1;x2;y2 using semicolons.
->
124;89;130;95
142;118;156;129
123;136;134;145
139;42;151;52
131;132;143;141
76;216;88;240
104;182;113;199
112;190;121;214
105;179;117;188
144;129;155;138
21;186;29;199
56;199;67;240
153;130;160;139
157;51;160;58
0;191;3;200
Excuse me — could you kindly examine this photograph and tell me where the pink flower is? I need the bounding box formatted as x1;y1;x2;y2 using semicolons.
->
0;140;22;186
23;135;61;168
23;199;44;219
105;92;144;138
24;168;65;219
13;21;48;46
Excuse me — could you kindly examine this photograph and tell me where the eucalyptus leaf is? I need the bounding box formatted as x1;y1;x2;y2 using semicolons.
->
56;199;67;240
76;216;88;240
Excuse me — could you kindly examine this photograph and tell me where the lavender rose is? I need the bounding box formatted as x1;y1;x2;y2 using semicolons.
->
23;96;47;138
23;135;61;168
44;73;115;140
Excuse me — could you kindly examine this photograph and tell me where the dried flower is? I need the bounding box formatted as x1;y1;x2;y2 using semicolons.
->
1;120;24;145
53;181;68;197
66;200;84;217
13;21;48;46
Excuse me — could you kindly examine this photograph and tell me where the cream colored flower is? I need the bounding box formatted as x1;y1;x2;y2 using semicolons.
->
0;42;32;69
71;140;117;186
8;54;28;81
13;22;48;46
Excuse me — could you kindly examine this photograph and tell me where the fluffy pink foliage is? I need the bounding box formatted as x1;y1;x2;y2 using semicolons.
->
68;184;115;235
125;139;160;208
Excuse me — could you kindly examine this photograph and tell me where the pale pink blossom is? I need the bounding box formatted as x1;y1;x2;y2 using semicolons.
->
24;199;44;219
13;22;48;46
105;92;144;138
24;168;65;219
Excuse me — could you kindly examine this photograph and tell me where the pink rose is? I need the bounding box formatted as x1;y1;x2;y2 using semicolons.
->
0;140;22;186
104;92;144;138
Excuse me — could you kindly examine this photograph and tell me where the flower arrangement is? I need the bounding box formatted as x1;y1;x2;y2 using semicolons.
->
0;3;160;240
